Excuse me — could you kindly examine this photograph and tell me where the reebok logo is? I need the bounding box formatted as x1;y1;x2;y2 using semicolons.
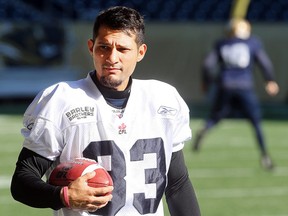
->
157;106;177;116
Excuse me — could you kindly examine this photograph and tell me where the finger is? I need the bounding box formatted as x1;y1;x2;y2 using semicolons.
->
97;186;114;195
97;201;110;209
90;193;113;205
88;185;113;197
87;204;98;212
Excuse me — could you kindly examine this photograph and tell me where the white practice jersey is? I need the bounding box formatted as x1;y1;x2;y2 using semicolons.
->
21;72;192;216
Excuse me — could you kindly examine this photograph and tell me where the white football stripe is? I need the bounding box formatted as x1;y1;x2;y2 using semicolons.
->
81;164;103;176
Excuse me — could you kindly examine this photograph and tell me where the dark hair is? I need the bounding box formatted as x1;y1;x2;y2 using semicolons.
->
92;6;145;46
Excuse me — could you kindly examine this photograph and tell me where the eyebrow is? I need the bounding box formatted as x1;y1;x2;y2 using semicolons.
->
96;40;131;48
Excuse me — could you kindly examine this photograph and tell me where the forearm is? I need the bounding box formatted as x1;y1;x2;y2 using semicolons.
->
256;49;275;81
165;150;201;216
166;177;201;216
10;148;64;210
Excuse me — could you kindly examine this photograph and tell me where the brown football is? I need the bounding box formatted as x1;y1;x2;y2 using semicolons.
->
48;158;113;189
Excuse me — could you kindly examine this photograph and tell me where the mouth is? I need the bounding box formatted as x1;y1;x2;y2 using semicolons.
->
103;66;121;74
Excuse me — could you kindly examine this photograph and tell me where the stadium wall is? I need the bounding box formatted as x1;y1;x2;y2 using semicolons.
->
68;22;288;105
1;22;287;117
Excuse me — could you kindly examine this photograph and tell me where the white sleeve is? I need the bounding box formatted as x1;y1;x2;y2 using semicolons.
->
21;86;65;160
171;88;192;152
22;117;63;161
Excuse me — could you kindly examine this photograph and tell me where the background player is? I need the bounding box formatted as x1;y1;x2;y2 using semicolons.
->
10;6;201;216
192;18;279;170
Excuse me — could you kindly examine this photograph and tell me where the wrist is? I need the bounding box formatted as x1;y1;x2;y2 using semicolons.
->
60;186;71;208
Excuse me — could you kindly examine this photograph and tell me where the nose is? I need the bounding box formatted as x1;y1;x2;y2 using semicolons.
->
106;48;118;64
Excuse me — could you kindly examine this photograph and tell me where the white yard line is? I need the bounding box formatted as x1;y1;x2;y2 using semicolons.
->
0;177;14;204
191;167;255;178
0;176;11;189
190;167;288;178
198;186;288;198
0;195;14;204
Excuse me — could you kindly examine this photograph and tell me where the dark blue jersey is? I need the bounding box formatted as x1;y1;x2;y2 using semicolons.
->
203;36;275;90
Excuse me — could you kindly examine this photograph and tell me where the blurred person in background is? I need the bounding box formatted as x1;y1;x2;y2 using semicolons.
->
192;18;279;170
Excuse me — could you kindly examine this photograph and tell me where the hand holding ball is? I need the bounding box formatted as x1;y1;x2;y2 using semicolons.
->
49;158;113;188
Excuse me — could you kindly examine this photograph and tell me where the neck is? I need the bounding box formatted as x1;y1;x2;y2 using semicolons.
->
90;71;132;108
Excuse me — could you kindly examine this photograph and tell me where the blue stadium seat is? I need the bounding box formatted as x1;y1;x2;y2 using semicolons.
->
0;0;288;22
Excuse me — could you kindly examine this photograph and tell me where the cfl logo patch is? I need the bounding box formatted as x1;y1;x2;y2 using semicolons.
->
118;123;127;134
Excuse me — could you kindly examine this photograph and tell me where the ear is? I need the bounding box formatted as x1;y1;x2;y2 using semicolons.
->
87;39;94;55
137;44;147;62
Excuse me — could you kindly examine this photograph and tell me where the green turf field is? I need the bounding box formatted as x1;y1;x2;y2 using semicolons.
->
1;115;287;216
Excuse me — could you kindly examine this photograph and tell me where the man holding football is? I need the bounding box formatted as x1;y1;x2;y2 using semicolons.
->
11;6;201;216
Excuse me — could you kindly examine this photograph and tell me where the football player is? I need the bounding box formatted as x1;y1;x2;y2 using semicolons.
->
11;6;201;216
192;18;279;170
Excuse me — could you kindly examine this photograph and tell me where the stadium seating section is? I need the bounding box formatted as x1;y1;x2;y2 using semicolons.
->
0;0;288;22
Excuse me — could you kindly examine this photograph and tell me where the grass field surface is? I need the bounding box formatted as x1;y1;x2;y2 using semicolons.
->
0;114;287;216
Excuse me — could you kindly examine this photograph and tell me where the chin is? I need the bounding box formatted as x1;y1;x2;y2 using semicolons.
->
100;77;122;89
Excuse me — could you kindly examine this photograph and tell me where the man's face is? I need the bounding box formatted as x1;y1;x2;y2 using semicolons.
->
88;26;147;91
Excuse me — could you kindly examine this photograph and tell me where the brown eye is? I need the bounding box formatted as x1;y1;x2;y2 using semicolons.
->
100;45;109;50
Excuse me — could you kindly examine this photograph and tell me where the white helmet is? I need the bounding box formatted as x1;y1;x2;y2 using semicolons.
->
227;18;251;39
